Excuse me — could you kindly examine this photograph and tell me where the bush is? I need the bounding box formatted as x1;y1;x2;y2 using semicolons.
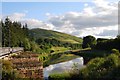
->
78;54;120;80
84;57;106;79
103;54;119;69
48;53;120;80
111;49;120;56
2;60;18;80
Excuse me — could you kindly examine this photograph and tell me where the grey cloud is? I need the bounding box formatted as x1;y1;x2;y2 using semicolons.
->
49;11;117;29
4;0;118;38
48;1;118;31
96;30;118;37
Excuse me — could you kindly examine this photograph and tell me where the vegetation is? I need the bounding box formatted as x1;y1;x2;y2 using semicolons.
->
71;48;110;64
1;17;41;53
1;17;82;54
82;35;96;49
50;47;68;53
95;36;120;51
35;34;82;51
77;53;120;80
29;28;82;44
2;59;17;80
49;51;120;80
1;17;120;79
49;72;71;80
48;35;120;79
82;35;120;51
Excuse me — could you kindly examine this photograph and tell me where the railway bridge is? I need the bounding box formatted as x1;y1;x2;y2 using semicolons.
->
0;47;24;59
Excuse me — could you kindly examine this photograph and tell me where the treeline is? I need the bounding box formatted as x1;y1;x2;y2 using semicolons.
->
1;17;82;53
1;17;29;47
82;35;120;51
95;37;120;51
1;17;41;53
36;38;82;50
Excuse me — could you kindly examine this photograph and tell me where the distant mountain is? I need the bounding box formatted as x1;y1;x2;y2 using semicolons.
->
29;28;82;44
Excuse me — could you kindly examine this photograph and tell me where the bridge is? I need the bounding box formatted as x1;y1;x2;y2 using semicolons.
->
0;47;43;79
0;47;24;59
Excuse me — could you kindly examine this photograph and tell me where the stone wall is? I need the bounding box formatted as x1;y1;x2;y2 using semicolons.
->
10;52;43;80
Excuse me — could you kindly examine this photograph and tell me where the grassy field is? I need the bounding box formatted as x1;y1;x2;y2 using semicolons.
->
50;47;69;53
62;39;80;44
30;28;83;44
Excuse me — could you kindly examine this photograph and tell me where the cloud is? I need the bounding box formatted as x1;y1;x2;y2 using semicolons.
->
21;19;54;30
0;15;2;21
48;2;117;29
45;13;51;16
3;0;118;38
77;26;118;38
84;3;88;7
3;12;54;30
97;30;117;37
8;13;26;21
47;0;118;38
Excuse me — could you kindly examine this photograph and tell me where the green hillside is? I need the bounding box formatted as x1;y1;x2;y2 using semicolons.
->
29;28;82;44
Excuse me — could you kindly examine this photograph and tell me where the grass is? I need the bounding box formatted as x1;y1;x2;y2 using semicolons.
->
62;39;80;44
30;28;83;44
49;72;71;80
50;47;69;53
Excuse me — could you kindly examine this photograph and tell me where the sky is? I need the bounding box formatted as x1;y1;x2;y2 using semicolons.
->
1;0;119;38
2;2;87;21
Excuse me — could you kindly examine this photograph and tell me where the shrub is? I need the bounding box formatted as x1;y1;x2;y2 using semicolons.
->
111;49;120;56
48;54;120;80
78;54;120;80
2;60;18;80
103;54;119;69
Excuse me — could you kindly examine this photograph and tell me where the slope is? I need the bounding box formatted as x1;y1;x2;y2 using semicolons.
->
29;28;82;44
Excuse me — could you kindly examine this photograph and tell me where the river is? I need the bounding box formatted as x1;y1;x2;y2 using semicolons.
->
43;57;84;79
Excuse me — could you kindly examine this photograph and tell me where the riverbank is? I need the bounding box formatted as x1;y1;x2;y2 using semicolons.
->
43;57;84;79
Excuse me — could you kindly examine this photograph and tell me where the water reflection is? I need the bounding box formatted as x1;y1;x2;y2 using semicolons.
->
43;57;84;79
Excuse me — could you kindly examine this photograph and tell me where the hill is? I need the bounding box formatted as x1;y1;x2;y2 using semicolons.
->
29;28;82;44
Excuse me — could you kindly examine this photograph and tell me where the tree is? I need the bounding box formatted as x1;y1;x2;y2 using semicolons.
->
0;20;3;47
95;37;120;51
30;41;40;53
23;23;29;37
23;38;31;51
82;35;96;49
2;17;31;48
2;17;12;47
